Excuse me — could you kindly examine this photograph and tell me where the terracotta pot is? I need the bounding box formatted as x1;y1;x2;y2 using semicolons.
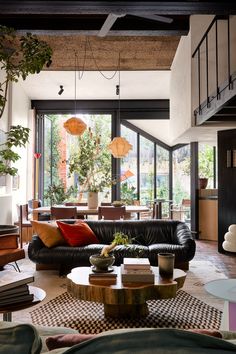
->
199;178;208;189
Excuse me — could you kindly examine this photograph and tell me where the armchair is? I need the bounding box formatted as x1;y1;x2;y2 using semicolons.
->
0;233;25;271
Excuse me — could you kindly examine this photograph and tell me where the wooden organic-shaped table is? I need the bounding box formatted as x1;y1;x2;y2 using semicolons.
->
67;266;186;318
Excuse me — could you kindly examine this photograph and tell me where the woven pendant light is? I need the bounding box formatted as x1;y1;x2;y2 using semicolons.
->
108;136;132;158
108;55;132;158
63;117;87;135
64;51;86;136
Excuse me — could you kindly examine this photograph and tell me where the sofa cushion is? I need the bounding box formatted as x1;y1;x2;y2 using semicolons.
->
31;221;66;248
0;323;42;354
57;220;99;247
46;334;96;350
60;328;236;354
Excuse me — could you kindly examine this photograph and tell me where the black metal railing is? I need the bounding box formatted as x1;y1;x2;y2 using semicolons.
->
192;15;232;121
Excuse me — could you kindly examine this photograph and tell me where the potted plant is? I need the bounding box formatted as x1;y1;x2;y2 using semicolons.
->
89;232;129;272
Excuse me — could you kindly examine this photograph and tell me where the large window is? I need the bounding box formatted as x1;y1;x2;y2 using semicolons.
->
140;136;154;205
156;145;169;199
120;126;137;204
43;114;111;205
198;143;216;189
172;145;190;204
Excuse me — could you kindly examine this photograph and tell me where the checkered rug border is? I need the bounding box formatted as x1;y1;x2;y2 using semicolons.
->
30;290;222;334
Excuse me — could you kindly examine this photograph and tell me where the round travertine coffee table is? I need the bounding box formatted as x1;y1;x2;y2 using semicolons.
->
67;266;186;318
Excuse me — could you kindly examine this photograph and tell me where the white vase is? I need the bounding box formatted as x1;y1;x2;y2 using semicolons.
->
88;192;98;209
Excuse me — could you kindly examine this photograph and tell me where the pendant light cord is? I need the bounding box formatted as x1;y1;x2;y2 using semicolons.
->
74;51;77;114
118;53;121;121
75;37;120;81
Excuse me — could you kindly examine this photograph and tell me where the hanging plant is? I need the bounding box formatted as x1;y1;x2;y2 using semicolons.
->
0;25;52;118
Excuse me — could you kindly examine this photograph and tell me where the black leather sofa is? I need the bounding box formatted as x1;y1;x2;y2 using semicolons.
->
28;219;196;271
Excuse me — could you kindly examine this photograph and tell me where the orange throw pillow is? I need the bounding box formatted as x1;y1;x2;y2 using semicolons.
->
56;220;99;247
31;220;66;248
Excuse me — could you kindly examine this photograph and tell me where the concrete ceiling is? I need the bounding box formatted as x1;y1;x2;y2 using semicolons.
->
19;70;171;100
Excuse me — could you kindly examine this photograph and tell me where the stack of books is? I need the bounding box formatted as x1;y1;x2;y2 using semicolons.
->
0;270;35;307
89;272;117;285
121;258;155;284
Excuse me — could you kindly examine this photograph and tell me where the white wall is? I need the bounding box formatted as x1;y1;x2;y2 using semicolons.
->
0;72;32;224
11;82;32;222
169;34;192;142
127;120;170;146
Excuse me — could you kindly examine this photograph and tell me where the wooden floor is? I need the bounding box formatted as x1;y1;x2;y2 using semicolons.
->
195;240;236;278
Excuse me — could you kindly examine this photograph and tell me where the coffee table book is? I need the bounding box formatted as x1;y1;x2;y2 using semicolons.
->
89;271;117;285
0;284;30;300
0;270;34;292
0;292;34;306
121;265;155;283
123;258;151;270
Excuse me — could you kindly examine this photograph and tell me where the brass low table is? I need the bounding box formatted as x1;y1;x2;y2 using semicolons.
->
67;266;186;318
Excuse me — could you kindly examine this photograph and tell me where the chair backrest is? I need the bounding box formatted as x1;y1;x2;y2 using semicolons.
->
98;206;126;220
182;199;191;208
51;206;77;220
16;204;30;248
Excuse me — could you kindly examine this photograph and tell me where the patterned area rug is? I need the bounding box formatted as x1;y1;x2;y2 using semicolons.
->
30;290;222;333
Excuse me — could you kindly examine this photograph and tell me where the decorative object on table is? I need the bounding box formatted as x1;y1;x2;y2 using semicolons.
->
89;254;115;272
63;52;86;136
87;191;98;209
90;232;130;272
121;257;154;283
158;253;175;279
112;200;125;207
222;224;236;252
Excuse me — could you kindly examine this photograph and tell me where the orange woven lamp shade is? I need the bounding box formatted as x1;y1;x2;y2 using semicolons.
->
63;117;87;135
108;137;132;158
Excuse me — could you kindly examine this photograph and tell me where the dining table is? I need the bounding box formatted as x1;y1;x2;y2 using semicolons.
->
32;205;150;221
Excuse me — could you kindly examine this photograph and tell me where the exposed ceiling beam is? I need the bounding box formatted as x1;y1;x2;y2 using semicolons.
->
0;1;235;15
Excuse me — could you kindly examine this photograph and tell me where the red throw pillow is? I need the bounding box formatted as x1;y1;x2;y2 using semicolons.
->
56;220;99;247
187;329;222;338
46;333;96;350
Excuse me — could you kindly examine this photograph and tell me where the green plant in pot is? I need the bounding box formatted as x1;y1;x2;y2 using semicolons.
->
90;232;130;272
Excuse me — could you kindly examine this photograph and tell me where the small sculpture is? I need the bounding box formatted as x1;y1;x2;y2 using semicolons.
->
222;224;236;252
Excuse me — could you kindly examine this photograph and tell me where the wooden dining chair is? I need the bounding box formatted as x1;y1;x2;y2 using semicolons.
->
98;206;126;220
51;206;77;220
14;204;33;247
64;202;88;219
